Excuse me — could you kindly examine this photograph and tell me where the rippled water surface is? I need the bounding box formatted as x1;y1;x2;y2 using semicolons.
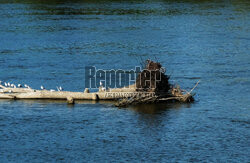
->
0;0;249;162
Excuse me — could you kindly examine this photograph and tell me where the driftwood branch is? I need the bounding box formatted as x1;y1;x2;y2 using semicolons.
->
188;80;200;94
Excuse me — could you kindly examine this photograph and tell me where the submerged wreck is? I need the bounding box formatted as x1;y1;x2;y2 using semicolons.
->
0;60;199;107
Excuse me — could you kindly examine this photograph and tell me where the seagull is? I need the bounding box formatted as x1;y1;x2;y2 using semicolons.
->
24;84;31;89
41;86;45;90
101;87;106;91
4;82;8;87
24;84;28;88
57;86;63;91
100;81;103;87
11;84;16;88
8;83;11;87
18;84;22;88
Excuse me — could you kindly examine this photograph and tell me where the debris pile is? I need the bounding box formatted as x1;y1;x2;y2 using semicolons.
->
115;60;199;107
135;59;171;94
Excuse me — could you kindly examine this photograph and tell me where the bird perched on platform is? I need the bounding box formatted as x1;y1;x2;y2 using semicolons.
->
8;83;11;87
99;82;105;92
11;84;16;88
41;86;45;90
4;82;8;87
24;84;31;89
57;86;63;91
18;84;22;88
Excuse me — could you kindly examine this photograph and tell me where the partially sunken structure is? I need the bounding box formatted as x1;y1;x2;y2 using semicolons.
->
0;60;199;107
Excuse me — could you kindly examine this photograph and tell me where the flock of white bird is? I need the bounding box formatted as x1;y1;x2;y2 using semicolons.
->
0;81;106;92
0;80;63;92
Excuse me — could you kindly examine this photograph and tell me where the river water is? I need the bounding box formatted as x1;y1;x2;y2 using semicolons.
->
0;0;249;162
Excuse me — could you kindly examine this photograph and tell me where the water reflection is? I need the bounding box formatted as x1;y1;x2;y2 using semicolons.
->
128;102;192;114
0;98;192;113
3;0;242;17
20;0;248;17
0;98;115;109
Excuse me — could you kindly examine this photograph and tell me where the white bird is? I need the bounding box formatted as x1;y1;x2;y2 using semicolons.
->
57;86;63;91
8;83;11;87
41;86;45;90
8;90;13;93
18;84;22;88
4;82;7;87
100;81;103;86
101;87;106;91
11;84;16;88
50;89;55;92
24;84;31;89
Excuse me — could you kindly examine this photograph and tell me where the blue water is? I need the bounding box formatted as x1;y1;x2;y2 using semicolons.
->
0;0;250;162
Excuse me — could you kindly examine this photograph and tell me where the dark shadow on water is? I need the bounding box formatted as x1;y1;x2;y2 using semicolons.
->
4;0;247;17
0;99;116;109
122;102;193;133
0;99;192;113
127;102;192;114
0;0;235;4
